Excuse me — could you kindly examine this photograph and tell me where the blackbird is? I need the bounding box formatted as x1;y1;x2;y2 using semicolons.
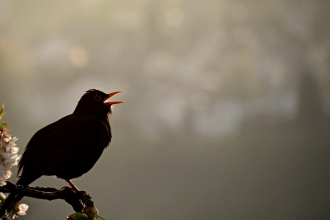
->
0;89;123;216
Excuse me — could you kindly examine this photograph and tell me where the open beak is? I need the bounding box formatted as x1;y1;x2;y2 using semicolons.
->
104;91;123;105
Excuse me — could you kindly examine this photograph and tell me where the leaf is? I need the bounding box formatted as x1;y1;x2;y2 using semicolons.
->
97;215;106;220
0;104;4;113
0;103;5;120
0;123;8;129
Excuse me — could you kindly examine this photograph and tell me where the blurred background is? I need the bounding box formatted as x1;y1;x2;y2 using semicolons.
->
1;0;330;219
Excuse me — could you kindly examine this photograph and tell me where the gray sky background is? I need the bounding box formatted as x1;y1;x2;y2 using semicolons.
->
0;0;330;219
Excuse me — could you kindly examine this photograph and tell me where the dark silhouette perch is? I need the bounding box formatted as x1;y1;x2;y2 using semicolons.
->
0;181;93;212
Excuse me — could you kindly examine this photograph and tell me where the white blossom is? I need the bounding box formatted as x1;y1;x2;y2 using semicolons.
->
17;204;29;216
0;192;7;199
0;129;21;186
0;108;29;219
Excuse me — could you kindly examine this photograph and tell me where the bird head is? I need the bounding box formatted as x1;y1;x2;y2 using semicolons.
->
74;89;123;117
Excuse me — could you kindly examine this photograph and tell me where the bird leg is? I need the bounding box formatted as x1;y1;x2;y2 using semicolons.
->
65;179;80;193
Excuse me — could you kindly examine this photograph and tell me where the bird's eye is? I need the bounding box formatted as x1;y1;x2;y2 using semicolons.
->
94;95;102;101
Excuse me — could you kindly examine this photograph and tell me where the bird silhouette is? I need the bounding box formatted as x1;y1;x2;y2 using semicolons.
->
0;89;123;217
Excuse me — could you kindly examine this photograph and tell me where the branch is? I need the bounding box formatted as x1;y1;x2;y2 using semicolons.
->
0;181;95;212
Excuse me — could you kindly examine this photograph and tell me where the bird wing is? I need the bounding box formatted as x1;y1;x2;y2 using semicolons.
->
17;115;72;177
18;115;111;183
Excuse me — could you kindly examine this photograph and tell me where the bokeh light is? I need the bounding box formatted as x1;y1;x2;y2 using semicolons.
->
165;7;185;27
68;45;89;68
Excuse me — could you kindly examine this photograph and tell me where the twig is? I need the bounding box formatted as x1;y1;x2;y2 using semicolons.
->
0;181;95;212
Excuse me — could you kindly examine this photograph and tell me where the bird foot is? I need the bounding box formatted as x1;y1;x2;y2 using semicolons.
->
60;186;74;192
75;190;87;197
61;186;86;196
